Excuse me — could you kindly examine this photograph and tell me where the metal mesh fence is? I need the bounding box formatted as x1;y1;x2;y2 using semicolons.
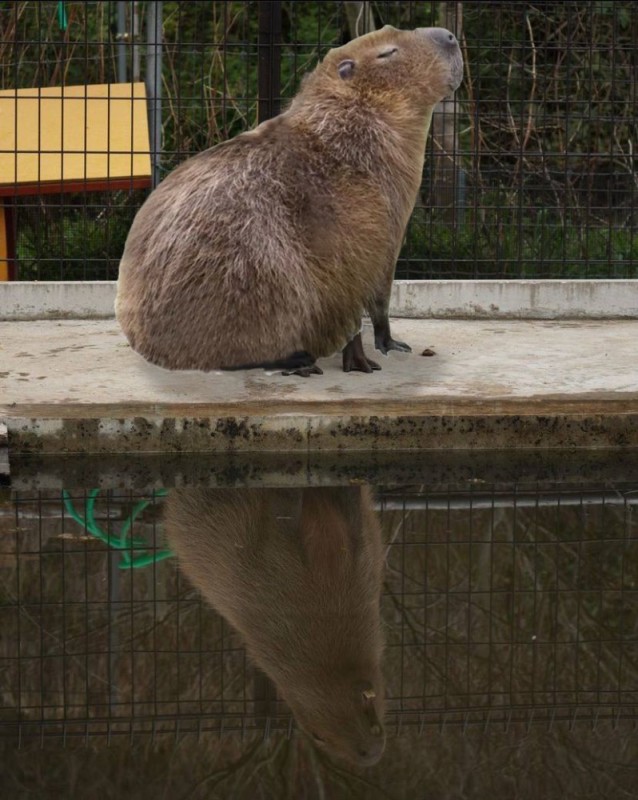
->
0;1;636;280
1;482;637;745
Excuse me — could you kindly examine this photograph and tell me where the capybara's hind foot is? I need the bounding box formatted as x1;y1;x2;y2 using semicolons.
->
279;350;323;377
342;334;381;373
276;350;316;370
282;364;324;378
223;350;318;372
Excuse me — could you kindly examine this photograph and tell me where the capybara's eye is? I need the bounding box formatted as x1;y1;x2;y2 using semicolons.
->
377;47;398;59
311;732;325;742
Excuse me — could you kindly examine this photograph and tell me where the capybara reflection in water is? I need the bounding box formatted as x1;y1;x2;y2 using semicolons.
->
116;26;463;375
164;487;386;765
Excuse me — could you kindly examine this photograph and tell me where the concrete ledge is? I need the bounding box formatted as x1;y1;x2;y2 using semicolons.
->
2;318;638;455
0;281;116;320
391;280;638;319
2;279;638;321
5;410;638;455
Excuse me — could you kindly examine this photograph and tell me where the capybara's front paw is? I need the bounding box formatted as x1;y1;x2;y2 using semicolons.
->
374;333;412;355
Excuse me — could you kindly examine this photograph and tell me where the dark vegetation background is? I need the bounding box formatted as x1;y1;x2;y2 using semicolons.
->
0;0;636;279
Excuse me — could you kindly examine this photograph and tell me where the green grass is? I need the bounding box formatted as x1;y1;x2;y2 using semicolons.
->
398;217;638;280
14;189;637;282
16;192;144;281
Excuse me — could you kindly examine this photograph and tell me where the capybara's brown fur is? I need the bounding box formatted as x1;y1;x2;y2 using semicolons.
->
164;487;386;766
116;26;463;372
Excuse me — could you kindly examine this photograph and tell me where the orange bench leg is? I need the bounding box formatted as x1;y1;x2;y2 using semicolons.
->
0;199;16;280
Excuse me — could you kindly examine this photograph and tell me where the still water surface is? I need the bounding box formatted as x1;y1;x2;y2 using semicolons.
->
1;463;637;798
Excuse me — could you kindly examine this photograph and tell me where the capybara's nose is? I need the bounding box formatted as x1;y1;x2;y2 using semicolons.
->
417;27;459;51
356;734;386;766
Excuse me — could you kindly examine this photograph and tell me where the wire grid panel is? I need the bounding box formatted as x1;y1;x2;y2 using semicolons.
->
0;490;257;743
0;483;637;744
381;485;638;732
0;1;635;280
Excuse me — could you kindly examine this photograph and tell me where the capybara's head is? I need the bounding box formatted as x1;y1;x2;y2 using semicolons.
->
310;25;463;114
287;673;386;767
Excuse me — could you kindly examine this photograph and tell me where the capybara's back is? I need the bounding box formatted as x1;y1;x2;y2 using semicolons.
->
116;134;351;369
164;487;387;765
116;26;463;371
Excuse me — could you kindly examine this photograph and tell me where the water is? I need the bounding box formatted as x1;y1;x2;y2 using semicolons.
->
1;452;637;798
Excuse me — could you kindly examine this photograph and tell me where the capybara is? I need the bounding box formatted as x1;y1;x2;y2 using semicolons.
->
116;26;463;374
164;487;386;765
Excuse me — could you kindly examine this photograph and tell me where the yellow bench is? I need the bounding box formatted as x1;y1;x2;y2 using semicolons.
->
0;82;152;280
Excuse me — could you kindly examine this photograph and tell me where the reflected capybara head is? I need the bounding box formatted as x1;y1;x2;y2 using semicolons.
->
289;675;386;767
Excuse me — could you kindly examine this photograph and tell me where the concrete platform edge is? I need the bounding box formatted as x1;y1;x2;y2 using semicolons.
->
4;411;638;455
2;279;638;321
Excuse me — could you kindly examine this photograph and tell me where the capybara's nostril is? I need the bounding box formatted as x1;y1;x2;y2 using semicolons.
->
418;27;459;50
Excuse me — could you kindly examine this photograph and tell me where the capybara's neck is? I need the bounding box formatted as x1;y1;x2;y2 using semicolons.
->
287;87;432;178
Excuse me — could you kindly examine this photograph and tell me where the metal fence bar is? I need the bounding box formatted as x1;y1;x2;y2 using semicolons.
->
258;0;282;123
145;1;163;188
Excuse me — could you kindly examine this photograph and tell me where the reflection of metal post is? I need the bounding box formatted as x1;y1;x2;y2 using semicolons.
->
109;550;120;714
258;1;282;123
146;1;163;187
116;2;127;83
253;667;278;740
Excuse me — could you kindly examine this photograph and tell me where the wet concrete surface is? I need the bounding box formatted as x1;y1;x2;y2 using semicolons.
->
1;318;637;453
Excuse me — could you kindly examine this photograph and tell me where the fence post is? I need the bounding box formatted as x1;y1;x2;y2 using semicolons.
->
253;668;278;740
116;1;127;83
431;1;465;225
132;1;141;81
146;1;163;188
258;1;282;123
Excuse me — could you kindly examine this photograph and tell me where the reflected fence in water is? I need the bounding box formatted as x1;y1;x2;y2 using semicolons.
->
0;481;637;744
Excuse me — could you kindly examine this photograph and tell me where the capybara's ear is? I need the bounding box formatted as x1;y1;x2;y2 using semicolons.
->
338;59;355;80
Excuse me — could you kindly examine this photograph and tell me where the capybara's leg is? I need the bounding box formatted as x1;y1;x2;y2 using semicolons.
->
366;271;412;355
371;310;412;355
342;333;381;373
